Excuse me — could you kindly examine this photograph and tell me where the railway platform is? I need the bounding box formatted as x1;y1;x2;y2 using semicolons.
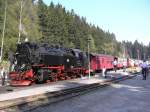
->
0;68;140;110
29;72;150;112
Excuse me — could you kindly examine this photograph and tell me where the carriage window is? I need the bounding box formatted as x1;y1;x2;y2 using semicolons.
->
75;52;79;58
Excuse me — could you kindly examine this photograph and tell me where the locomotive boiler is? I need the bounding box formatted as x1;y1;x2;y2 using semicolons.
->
9;42;88;86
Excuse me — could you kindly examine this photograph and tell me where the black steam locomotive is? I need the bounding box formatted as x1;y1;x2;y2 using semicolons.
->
10;42;88;85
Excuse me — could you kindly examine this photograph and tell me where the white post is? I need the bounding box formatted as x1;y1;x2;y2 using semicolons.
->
0;0;7;62
18;0;23;43
137;49;139;60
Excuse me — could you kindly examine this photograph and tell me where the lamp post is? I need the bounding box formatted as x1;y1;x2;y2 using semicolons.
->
137;49;139;60
123;43;126;58
87;37;91;78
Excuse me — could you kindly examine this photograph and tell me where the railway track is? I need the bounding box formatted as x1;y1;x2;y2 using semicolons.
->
0;73;138;112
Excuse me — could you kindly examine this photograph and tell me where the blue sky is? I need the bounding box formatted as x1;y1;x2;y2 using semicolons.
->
43;0;150;45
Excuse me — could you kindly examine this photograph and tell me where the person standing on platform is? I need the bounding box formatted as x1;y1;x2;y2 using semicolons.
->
0;66;5;86
141;60;149;80
102;66;106;78
113;59;117;72
123;60;127;72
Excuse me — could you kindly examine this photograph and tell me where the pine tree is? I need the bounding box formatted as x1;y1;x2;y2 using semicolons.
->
0;0;41;58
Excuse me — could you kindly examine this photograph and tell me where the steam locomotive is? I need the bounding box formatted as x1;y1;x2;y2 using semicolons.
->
9;42;88;86
9;42;131;86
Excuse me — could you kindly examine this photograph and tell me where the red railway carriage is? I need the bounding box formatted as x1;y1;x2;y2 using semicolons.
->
90;54;114;72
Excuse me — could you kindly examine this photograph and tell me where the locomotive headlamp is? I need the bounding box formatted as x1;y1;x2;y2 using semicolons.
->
67;59;70;62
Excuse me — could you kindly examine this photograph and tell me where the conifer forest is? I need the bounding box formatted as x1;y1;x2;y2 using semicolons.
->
0;0;149;60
